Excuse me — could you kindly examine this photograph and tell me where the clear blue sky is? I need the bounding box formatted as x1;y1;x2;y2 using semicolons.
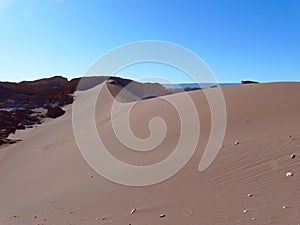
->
0;0;299;83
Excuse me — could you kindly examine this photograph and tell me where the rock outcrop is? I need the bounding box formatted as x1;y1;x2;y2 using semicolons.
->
0;76;76;145
46;106;65;119
0;109;40;145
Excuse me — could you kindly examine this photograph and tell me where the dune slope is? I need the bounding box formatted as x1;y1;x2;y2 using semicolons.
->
1;82;300;225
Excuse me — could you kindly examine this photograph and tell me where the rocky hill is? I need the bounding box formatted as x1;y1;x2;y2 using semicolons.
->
0;76;78;145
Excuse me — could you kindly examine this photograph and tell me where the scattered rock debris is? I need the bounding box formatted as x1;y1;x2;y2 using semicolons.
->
286;172;294;177
131;208;136;214
160;213;166;218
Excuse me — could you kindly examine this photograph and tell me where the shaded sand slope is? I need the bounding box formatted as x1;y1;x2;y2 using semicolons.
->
1;82;300;224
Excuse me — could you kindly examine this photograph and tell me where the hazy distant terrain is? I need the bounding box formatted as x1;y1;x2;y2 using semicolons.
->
163;82;238;89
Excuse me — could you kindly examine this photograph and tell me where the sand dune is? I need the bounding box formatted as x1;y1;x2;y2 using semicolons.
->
1;82;300;224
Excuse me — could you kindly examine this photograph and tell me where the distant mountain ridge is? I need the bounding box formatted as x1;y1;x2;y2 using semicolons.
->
163;83;238;89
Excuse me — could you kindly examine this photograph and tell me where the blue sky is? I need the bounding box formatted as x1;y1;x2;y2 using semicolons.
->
0;0;300;83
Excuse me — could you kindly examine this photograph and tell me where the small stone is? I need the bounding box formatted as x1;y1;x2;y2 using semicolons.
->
286;172;294;177
102;217;106;220
235;141;239;145
251;217;255;221
291;154;296;159
247;193;253;197
283;205;287;209
243;209;248;214
160;213;166;218
131;208;136;214
33;216;37;219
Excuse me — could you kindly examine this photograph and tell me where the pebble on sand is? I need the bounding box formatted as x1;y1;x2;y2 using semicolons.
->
291;154;296;159
243;209;248;214
131;208;136;214
235;141;239;145
160;213;166;218
286;172;294;177
247;193;253;197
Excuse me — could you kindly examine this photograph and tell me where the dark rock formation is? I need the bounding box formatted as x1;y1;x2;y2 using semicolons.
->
241;80;259;84
46;106;65;119
0;76;77;145
0;109;40;145
0;76;76;110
